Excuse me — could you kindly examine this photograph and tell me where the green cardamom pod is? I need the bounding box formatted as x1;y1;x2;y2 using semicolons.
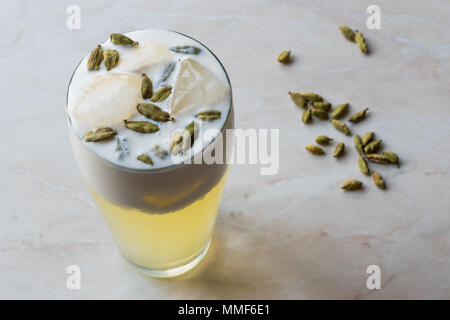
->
110;33;139;46
366;153;389;164
87;45;103;71
315;135;333;146
180;121;199;153
141;73;153;99
170;132;183;154
354;135;364;154
331;103;349;119
151;145;168;160
169;45;201;54
341;179;363;191
372;171;386;189
306;144;325;155
137;154;153;165
159;62;176;83
302;108;312;123
383;151;399;166
333;142;345;158
103;49;119;71
124;120;159;133
288;92;306;109
277;50;291;63
312;101;332;111
301;92;323;103
361;131;374;146
137;103;174;122
196;110;221;121
355;31;368;54
114;137;121;151
364;139;381;153
83;127;117;142
330;119;351;135
311;108;329;120
150;86;172;103
358;156;370;175
339;25;356;42
348;108;369;123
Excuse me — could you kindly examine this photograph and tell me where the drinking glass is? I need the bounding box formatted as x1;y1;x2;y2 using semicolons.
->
67;31;234;278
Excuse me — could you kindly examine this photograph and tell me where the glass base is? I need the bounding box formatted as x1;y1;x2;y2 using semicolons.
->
125;239;211;278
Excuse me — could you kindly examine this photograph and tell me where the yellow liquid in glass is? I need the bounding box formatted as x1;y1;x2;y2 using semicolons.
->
89;170;228;270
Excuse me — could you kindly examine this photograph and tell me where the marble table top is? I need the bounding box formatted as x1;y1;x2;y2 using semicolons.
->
0;0;449;299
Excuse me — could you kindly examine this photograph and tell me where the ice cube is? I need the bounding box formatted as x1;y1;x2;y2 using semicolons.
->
69;73;141;127
170;58;228;115
114;40;171;73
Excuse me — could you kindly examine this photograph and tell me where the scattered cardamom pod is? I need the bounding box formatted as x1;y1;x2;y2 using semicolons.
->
180;121;198;153
311;108;329;120
315;136;333;146
87;45;103;71
364;139;381;153
277;50;291;63
103;49;119;71
354;135;364;154
372;171;386;189
150;86;172;102
302;108;312;123
159;62;176;83
124;120;159;133
358;156;370;175
110;33;138;46
288;92;306;109
339;25;356;42
301;92;323;103
169;45;201;54
196;110;221;121
141;73;153;99
312;101;332;111
83;127;117;142
137;103;174;122
341;179;363;191
383;151;399;166
170;132;183;154
355;31;368;54
348;108;369;123
306;144;325;155
151;145;168;160
333;142;345;158
330;119;351;135
366;153;389;164
361;131;374;146
331;103;349;119
137;154;153;165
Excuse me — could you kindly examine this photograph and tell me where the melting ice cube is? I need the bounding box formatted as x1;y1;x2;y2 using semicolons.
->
114;40;171;73
170;58;228;115
69;73;141;127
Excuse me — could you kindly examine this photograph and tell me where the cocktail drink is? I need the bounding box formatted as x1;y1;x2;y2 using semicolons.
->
67;30;233;277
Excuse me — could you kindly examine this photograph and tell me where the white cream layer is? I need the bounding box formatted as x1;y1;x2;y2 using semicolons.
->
67;29;231;170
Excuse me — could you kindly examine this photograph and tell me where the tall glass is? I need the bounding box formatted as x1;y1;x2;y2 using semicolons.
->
67;31;234;278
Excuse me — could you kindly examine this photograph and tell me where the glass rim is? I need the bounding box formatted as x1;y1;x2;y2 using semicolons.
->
66;29;233;174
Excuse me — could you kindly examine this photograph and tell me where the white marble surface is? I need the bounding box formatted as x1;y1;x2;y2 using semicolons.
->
1;0;449;299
